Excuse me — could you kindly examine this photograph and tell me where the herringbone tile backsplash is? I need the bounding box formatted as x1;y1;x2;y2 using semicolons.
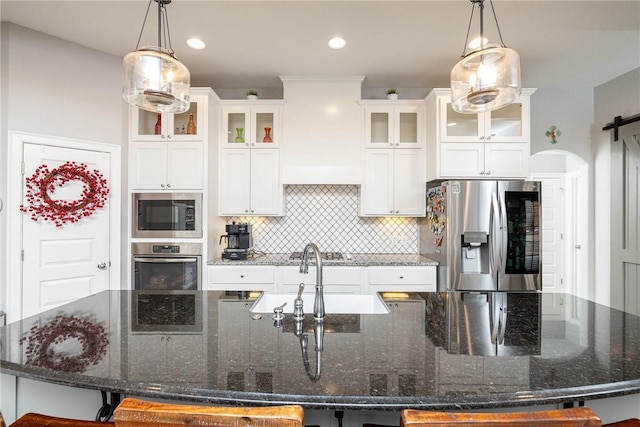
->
227;185;418;254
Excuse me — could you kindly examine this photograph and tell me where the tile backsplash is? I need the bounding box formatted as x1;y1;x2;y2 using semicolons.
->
227;185;418;254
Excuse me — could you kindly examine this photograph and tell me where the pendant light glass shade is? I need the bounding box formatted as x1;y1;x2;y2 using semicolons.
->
450;0;521;114
123;46;190;113
451;46;520;113
122;0;190;114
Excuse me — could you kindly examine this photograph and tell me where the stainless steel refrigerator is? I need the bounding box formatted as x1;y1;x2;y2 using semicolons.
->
420;180;541;292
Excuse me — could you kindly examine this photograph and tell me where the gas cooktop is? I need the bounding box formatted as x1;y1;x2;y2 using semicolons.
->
289;251;344;261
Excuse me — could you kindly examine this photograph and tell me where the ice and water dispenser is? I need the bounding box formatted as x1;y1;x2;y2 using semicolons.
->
460;231;489;274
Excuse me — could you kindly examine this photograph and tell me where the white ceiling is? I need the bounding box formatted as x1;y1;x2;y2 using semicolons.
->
1;0;639;94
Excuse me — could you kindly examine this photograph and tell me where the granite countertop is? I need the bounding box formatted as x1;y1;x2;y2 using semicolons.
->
1;291;639;410
208;253;439;266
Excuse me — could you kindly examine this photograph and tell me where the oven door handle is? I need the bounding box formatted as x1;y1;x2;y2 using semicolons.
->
134;257;199;263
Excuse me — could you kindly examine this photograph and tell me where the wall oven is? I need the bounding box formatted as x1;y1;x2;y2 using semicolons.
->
133;193;202;239
132;243;202;291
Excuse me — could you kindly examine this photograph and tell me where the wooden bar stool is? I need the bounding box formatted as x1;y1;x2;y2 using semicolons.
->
9;413;114;426
400;407;603;426
113;397;304;426
604;420;640;427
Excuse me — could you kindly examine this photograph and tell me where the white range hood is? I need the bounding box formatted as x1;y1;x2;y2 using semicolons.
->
280;76;364;185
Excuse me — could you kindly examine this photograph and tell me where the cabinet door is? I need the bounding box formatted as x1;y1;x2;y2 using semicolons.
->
217;300;252;365
364;106;394;148
130;96;205;142
361;149;394;215
395;104;424;149
166;142;204;189
439;97;483;142
484;143;529;178
222;106;251;148
251;105;281;148
485;98;529;143
393;149;425;216
166;335;205;382
439;143;485;178
219;149;251;215
130;142;168;190
127;334;166;380
250;149;282;215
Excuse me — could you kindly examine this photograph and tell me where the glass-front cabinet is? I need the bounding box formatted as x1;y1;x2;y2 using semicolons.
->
438;89;534;143
129;90;207;142
221;102;284;149
362;101;425;149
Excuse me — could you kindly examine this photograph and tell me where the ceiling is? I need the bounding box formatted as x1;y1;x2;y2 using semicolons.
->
1;1;639;95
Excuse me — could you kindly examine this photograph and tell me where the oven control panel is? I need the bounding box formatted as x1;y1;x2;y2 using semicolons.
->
152;245;181;254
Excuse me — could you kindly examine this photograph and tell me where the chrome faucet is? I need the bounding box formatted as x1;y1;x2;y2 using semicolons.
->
298;320;324;382
299;243;324;320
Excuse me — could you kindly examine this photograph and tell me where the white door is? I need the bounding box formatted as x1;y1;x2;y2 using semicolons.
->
613;122;640;315
530;173;565;293
21;143;112;318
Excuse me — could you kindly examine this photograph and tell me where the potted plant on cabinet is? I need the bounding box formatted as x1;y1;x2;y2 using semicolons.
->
246;90;259;100
387;88;399;100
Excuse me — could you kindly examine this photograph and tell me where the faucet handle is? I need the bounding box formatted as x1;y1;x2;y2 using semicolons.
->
297;283;305;299
272;302;287;321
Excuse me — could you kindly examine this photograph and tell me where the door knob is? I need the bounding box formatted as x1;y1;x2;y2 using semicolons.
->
97;262;107;269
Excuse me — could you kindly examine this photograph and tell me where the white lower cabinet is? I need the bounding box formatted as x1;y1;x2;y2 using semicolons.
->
207;265;276;292
439;142;529;179
278;265;364;294
367;266;437;292
127;334;204;383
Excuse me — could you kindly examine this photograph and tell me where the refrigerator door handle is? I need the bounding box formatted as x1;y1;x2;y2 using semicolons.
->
498;192;508;272
498;293;507;345
491;193;501;275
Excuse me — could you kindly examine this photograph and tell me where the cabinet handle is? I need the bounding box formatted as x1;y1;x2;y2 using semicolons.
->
486;136;491;141
486;171;491;175
389;143;393;146
251;143;255;146
167;183;171;188
240;274;244;278
166;336;171;342
250;210;254;213
161;135;166;140
400;276;404;279
160;183;165;188
395;143;399;146
395;210;399;214
390;210;394;214
167;134;172;139
245;143;249;147
479;171;485;175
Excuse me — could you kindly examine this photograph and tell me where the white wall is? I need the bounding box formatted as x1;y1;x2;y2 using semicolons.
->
0;22;126;316
592;68;640;308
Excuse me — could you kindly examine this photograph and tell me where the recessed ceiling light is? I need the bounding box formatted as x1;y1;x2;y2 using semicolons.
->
186;38;206;50
328;37;346;49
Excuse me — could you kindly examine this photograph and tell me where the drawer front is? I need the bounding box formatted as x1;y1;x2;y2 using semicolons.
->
280;266;364;286
368;266;436;286
208;265;275;284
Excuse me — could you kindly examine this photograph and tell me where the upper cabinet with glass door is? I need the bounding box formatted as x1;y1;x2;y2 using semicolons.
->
361;100;426;149
129;89;208;142
436;88;535;143
221;101;284;149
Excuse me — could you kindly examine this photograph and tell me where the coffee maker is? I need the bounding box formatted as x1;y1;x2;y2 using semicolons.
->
220;222;253;260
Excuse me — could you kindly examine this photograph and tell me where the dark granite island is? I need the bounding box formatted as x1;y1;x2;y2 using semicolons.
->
1;291;639;418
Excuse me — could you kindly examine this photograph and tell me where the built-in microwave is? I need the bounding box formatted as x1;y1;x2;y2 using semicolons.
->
133;193;202;239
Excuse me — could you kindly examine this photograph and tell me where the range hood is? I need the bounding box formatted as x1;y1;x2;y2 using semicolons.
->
280;76;364;185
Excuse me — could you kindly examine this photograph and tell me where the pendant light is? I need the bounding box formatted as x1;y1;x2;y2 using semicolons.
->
123;0;190;114
450;0;521;114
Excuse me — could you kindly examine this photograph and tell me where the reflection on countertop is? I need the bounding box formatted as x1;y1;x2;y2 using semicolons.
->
1;291;639;411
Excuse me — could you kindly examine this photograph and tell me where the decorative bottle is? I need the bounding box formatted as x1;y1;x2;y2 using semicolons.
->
263;127;273;143
235;128;245;143
154;114;162;135
187;113;196;135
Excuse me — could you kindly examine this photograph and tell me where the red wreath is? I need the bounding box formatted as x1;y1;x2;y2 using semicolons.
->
20;161;110;227
19;314;109;373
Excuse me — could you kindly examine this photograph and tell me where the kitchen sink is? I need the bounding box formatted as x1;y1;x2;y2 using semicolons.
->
249;293;390;315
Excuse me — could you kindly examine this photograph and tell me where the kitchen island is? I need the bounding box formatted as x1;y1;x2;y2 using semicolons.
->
1;291;639;421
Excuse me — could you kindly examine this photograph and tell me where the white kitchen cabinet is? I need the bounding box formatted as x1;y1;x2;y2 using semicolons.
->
130;141;204;190
218;148;282;216
221;102;284;149
360;148;426;217
366;266;437;292
361;101;425;149
426;88;535;181
278;265;364;294
130;90;208;142
207;265;276;292
439;142;529;179
436;89;534;143
127;334;204;383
